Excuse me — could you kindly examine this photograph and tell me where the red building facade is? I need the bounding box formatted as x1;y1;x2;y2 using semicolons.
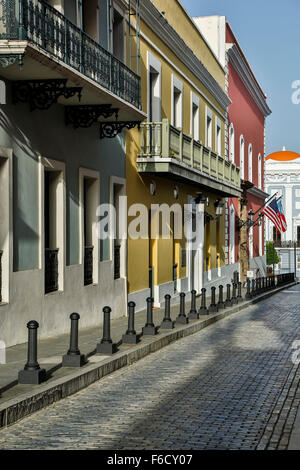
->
225;23;271;272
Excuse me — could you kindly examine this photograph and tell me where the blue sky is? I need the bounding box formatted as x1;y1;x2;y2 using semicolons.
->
181;0;300;155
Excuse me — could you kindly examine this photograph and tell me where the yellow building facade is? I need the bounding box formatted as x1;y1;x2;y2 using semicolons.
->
126;0;241;309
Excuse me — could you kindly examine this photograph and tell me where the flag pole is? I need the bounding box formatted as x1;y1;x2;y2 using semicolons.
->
252;192;278;218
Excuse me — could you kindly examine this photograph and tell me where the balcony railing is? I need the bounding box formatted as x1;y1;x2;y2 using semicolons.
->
0;250;2;303
45;248;58;294
84;246;93;286
274;241;300;248
0;0;141;109
139;120;241;189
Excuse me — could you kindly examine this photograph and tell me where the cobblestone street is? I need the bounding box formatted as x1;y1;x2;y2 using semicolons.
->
0;285;300;450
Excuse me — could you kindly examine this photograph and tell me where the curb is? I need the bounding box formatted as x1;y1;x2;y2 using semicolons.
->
0;281;297;430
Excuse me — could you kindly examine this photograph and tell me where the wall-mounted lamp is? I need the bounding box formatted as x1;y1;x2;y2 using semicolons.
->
150;180;156;196
214;199;224;218
238;209;264;230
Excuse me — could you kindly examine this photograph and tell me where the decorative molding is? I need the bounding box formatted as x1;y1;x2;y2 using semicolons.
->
0;54;23;69
65;105;119;128
227;44;271;117
99;121;141;139
140;0;231;111
12;79;82;111
247;186;269;199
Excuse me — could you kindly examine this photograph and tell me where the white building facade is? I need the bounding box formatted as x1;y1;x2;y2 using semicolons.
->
265;150;300;275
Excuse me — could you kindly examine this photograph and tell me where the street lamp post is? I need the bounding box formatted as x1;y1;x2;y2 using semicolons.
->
273;242;275;278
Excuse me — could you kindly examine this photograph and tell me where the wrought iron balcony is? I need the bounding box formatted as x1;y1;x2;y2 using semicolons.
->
0;0;141;109
137;119;241;197
0;250;2;303
84;245;93;286
114;244;121;280
45;248;59;294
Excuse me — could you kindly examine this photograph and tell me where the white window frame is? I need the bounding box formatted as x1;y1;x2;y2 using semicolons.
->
147;52;162;122
39;156;66;293
249;224;254;259
190;92;200;141
111;2;126;62
0;80;6;104
240;135;245;179
206;106;213;149
0;147;13;304
258;153;262;189
171;74;183;129
215;117;222;155
229;123;235;164
110;176;127;280
79;168;100;286
248;144;253;182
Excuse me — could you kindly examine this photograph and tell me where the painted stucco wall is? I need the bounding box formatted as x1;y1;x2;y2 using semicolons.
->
265;158;300;242
138;17;227;145
151;0;226;89
227;55;266;261
126;7;228;301
0;94;125;269
0;91;127;347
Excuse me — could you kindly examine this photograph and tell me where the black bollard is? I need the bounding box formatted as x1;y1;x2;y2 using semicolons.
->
123;302;139;344
62;313;86;367
188;290;199;320
209;287;218;313
176;292;189;324
97;307;118;355
251;279;255;297
237;282;243;302
142;297;158;335
231;283;238;304
245;279;251;299
198;288;208;315
18;321;47;384
161;295;175;329
225;284;232;307
217;285;225;309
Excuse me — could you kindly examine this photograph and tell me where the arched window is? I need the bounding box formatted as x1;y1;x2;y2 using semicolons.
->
248;144;253;182
240;135;244;179
258;153;262;189
229;123;235;163
229;204;235;264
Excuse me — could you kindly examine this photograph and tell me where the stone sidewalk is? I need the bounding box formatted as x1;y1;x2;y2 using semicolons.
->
0;282;296;429
0;292;198;395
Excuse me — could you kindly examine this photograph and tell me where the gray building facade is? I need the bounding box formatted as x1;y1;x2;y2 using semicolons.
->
0;0;144;347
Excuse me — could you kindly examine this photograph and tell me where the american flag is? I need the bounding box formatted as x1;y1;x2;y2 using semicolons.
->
263;198;282;233
277;200;287;232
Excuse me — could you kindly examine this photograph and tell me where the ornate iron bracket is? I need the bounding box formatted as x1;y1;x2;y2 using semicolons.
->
0;54;23;70
12;79;82;111
204;212;214;225
65;104;119;129
99;121;141;139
